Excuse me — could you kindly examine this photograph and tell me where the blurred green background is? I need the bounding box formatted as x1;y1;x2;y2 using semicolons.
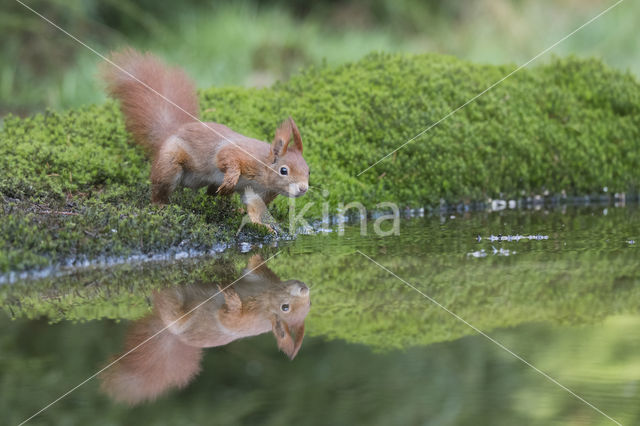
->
2;0;638;116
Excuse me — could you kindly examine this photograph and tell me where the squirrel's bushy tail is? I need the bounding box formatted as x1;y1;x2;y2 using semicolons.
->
100;315;203;405
101;48;199;152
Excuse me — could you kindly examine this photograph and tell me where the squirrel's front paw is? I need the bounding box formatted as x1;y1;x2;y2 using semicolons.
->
216;184;235;196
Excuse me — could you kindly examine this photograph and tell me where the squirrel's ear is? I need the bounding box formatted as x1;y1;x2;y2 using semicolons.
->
271;316;296;360
289;117;303;153
289;322;305;359
271;138;286;159
271;119;292;159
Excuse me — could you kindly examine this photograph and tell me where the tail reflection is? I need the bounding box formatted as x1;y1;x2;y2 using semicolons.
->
100;255;311;404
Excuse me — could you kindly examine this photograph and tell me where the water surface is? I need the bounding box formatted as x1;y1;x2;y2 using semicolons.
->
2;205;639;425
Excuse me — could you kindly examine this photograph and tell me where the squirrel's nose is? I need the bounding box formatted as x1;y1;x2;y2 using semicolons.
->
298;183;308;194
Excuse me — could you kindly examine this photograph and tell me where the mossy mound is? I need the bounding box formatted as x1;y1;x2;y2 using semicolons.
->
203;53;640;212
2;53;639;272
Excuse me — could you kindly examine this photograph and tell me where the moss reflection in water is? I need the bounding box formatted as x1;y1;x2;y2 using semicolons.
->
1;206;638;424
2;207;639;350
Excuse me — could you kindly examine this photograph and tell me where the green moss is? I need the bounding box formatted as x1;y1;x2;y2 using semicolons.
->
1;53;639;271
202;54;640;213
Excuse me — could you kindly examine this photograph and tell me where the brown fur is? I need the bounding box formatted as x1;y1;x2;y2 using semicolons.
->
99;255;311;405
101;48;309;225
100;48;199;153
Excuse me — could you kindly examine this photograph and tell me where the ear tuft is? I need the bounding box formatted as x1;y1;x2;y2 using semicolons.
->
272;316;296;359
289;117;303;153
271;138;285;159
271;118;292;158
290;322;305;359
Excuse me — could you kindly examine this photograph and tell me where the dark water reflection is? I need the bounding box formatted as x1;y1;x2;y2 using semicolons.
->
1;205;639;425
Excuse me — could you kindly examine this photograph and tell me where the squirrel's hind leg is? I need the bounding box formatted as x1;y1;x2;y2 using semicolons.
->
150;141;187;205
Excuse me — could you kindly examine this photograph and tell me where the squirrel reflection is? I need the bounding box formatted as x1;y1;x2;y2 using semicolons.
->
100;255;310;405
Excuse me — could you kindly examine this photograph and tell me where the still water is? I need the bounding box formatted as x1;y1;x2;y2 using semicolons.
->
2;205;639;425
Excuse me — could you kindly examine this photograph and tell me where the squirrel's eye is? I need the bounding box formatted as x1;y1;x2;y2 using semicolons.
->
281;303;290;312
280;167;288;176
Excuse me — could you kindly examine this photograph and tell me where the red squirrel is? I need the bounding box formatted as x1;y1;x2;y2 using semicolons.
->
100;49;310;226
100;255;310;405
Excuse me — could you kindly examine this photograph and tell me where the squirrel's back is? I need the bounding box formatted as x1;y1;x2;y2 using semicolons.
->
101;48;199;152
